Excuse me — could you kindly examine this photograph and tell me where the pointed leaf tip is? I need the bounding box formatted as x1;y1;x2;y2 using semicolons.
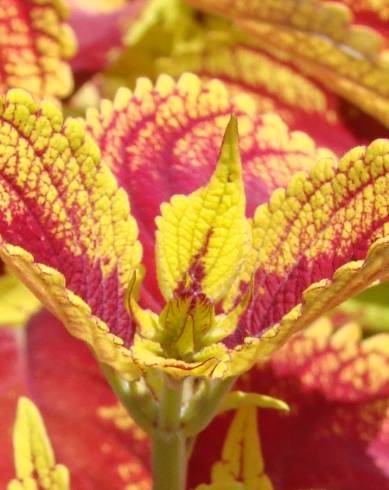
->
218;114;242;180
156;112;250;303
226;114;239;134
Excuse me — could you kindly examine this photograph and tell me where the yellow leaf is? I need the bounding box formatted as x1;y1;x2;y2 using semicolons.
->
7;397;70;490
196;406;273;490
0;88;142;380
156;115;251;302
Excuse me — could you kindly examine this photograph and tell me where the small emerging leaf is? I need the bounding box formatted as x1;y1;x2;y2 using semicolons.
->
158;295;216;358
156;115;251;303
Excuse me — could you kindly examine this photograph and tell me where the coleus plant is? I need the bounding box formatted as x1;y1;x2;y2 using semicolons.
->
2;74;389;489
1;0;389;489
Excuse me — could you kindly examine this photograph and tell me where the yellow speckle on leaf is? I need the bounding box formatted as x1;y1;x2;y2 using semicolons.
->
0;0;76;97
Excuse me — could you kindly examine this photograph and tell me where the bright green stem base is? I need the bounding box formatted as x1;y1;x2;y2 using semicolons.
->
152;429;187;490
152;377;186;490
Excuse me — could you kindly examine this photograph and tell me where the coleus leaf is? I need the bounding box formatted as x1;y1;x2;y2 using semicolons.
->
220;138;389;376
195;406;273;490
161;59;355;155
155;116;250;303
0;88;143;378
7;397;70;490
156;24;358;154
0;310;151;490
187;0;389;128
0;0;76;97
190;318;389;490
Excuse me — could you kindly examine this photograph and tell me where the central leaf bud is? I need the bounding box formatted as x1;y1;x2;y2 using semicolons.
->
128;116;252;365
158;294;216;359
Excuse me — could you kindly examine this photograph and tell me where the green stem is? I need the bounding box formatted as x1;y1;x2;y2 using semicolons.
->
101;365;236;490
100;363;157;432
182;376;236;436
159;376;183;430
152;430;186;490
152;376;186;490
